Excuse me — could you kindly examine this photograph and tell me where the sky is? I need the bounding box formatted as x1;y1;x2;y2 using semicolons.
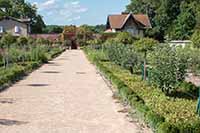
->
26;0;130;26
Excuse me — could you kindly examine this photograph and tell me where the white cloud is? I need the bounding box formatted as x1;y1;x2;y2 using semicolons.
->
38;0;57;10
71;1;80;5
74;7;88;13
31;0;88;25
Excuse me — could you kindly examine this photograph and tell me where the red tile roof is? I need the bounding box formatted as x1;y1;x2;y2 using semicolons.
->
107;14;151;29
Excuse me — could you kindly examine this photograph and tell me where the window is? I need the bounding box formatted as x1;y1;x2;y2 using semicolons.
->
15;26;20;33
0;26;3;33
112;29;116;33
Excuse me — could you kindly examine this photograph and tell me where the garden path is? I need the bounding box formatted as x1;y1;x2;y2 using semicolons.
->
0;50;151;133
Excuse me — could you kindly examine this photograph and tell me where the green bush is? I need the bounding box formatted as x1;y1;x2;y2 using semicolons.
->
179;81;198;97
17;36;28;47
115;32;135;44
105;43;139;73
84;47;200;132
1;33;16;48
146;111;165;128
158;122;179;133
191;30;200;48
149;44;188;94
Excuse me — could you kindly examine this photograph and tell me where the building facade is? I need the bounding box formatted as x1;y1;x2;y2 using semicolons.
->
106;13;151;37
0;16;31;37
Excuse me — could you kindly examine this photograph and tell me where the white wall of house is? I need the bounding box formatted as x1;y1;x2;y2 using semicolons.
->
0;19;29;36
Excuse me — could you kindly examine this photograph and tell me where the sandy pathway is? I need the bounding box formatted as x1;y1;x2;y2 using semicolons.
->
0;50;145;133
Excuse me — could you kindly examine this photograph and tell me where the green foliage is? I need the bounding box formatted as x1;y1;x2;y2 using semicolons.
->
1;33;16;48
134;38;158;54
84;47;200;132
100;32;118;42
105;42;139;73
43;25;64;34
169;2;196;40
191;30;200;48
36;38;48;45
76;25;94;46
158;122;179;133
146;111;165;128
126;0;199;41
17;36;28;47
149;44;188;94
115;32;135;44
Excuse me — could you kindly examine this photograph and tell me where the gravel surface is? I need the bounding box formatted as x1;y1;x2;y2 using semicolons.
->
0;50;150;133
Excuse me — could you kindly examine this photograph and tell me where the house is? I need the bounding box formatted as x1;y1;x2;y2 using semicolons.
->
169;40;192;47
106;13;151;37
0;16;31;37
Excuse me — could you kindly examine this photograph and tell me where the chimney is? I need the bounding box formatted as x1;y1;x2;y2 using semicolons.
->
121;12;129;15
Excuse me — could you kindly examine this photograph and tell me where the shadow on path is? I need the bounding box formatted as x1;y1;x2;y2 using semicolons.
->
27;84;49;87
0;119;28;126
42;71;60;74
0;98;15;104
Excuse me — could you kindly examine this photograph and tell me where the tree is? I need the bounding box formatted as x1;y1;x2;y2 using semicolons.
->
1;33;16;48
134;38;158;80
125;0;199;41
169;2;196;40
150;44;188;94
43;25;64;34
115;32;135;44
17;36;28;47
191;30;200;48
76;25;94;46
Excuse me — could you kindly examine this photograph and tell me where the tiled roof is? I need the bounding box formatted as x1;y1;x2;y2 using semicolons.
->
0;16;31;23
107;14;151;29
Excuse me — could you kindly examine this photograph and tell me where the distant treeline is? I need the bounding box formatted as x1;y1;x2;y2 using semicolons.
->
42;24;106;34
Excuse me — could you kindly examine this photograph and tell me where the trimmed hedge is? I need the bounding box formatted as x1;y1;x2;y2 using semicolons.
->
83;47;200;133
0;48;64;92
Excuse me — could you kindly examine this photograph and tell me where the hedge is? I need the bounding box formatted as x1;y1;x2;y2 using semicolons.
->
83;47;200;133
0;47;65;92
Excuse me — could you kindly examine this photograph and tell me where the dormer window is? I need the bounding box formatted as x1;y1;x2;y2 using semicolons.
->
15;26;20;33
0;26;3;33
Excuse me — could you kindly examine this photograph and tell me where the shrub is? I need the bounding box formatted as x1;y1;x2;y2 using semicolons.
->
115;32;135;44
27;37;35;45
100;32;118;41
1;33;16;48
17;36;28;47
134;38;158;80
146;111;165;128
105;43;139;73
149;44;188;94
179;81;198;96
158;122;179;133
84;47;200;132
36;38;47;45
191;30;200;48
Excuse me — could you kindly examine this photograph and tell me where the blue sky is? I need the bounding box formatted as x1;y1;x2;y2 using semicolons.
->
26;0;130;26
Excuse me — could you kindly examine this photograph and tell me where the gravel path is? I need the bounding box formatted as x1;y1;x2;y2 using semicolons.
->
0;50;148;133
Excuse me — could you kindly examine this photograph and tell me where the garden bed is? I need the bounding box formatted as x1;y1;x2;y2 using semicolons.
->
84;48;200;133
0;48;65;92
